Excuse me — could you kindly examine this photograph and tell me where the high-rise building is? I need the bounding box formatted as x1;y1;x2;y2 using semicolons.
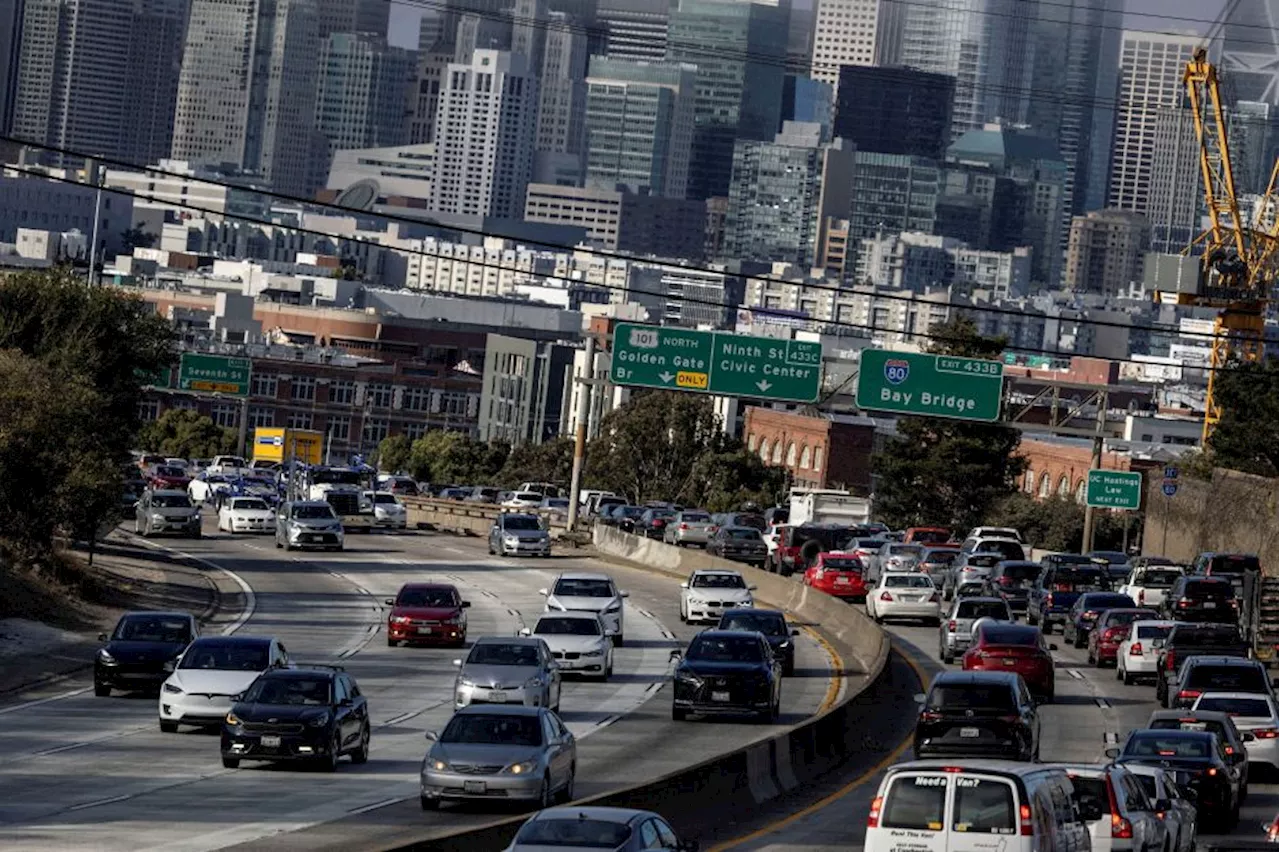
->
1107;31;1200;214
1207;0;1278;107
455;12;512;62
123;0;190;167
430;50;539;219
846;152;940;259
0;0;19;134
583;57;695;198
1147;107;1199;255
1063;209;1149;295
809;0;900;92
833;65;953;159
535;14;587;155
315;0;388;37
171;0;321;197
667;0;788;200
782;76;834;143
315;33;413;155
723;123;853;268
524;182;707;259
408;48;453;144
1226;101;1278;196
598;0;670;61
511;0;548;70
896;0;1036;139
419;10;444;50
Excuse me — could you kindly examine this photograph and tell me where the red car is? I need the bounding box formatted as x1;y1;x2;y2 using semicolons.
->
1086;607;1159;667
385;582;470;647
903;527;953;546
149;464;191;490
802;552;868;601
961;622;1056;702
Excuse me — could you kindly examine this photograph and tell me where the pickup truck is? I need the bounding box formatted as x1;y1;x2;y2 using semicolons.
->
1117;565;1186;610
771;524;857;577
1153;622;1251;707
1026;565;1111;633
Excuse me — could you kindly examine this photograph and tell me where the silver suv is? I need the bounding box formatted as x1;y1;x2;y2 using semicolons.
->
938;596;1013;663
135;489;201;538
275;500;344;551
489;512;551;557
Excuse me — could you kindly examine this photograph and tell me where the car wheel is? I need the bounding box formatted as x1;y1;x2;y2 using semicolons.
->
941;646;954;665
539;773;554;810
94;682;111;697
558;766;575;804
221;756;240;769
614;634;624;648
1027;610;1039;626
387;637;398;647
1074;633;1086;649
159;720;178;733
320;732;341;772
1122;669;1134;686
672;706;687;721
350;724;370;764
420;795;439;811
1042;683;1054;704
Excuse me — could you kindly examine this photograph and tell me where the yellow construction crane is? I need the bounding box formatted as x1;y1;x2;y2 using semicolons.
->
1170;48;1278;442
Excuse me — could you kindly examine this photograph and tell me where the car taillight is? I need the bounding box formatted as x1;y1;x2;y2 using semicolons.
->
880;591;894;601
1045;593;1054;606
1112;814;1134;839
1177;689;1201;701
1137;589;1145;604
678;523;688;530
868;795;883;828
1165;650;1177;670
920;711;942;722
1205;767;1218;777
1177;598;1191;608
1020;803;1033;836
1104;627;1126;641
948;620;957;631
999;714;1020;723
929;591;941;602
1255;729;1279;739
1129;642;1143;655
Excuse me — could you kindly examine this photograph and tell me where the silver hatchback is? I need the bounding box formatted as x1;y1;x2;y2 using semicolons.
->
134;489;201;538
664;510;717;547
938;596;1013;663
454;636;562;712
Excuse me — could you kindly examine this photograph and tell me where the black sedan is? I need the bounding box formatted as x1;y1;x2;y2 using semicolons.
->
706;526;769;567
1109;729;1240;832
1063;592;1137;648
717;608;799;675
221;666;371;771
94;611;197;696
670;630;782;722
913;670;1041;761
636;508;676;540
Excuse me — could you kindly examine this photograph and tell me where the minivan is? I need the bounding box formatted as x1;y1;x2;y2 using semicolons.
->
865;760;1097;852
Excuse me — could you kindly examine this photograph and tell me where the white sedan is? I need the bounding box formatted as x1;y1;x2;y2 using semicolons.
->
679;569;755;624
1116;619;1175;685
216;497;275;534
502;491;544;509
866;574;941;625
188;474;231;505
522;612;613;681
1192;692;1279;771
366;491;407;529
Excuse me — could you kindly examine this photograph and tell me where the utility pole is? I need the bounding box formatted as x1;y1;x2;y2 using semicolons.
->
236;396;250;458
86;158;103;286
566;334;595;532
1080;402;1106;552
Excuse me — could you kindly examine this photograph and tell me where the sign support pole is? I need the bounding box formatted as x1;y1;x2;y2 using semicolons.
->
237;396;250;457
1081;402;1106;551
566;334;595;533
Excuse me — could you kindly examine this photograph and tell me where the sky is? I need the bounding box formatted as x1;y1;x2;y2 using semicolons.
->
386;0;1232;50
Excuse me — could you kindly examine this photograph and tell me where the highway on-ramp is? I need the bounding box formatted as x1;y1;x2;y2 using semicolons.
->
0;524;839;852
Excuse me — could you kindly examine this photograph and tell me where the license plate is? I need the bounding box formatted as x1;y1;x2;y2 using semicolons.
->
488;690;507;703
711;691;730;702
960;727;980;738
418;626;433;634
1003;658;1016;666
835;576;851;584
1180;722;1208;731
260;735;281;747
463;780;486;794
1203;602;1216;609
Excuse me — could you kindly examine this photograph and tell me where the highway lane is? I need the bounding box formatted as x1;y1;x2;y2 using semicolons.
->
0;525;838;852
715;615;1278;852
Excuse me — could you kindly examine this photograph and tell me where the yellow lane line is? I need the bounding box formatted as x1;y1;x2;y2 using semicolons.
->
801;624;843;716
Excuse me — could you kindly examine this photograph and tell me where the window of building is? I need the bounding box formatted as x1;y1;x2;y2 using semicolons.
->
366;382;393;409
326;415;351;442
785;442;797;466
403;421;428;441
287;412;313;430
440;391;470;417
759;440;771;462
211;402;239;429
1038;473;1051;498
799;446;811;469
362;417;390;446
171;397;196;411
251;373;278;398
1057;475;1070;496
329;380;354;405
747;433;758;452
249;406;276;428
137;398;160;422
771;441;783;464
1075;479;1086;504
813;445;824;471
1024;470;1036;493
291;375;316;402
402;386;431;412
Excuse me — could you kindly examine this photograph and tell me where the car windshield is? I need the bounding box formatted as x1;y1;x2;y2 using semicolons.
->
1081;595;1135;609
1184;580;1234;599
1100;610;1153;627
733;514;767;531
927;684;1014;711
822;557;862;571
553;579;613;597
440;713;542;746
373;493;398;504
692;573;746;589
511;492;541;501
243;676;330;706
963;554;1002;569
1186;666;1267;692
889;545;924;556
397;588;458;607
680;512;711;522
178;641;269;671
1196;696;1272;717
113;615;191;643
998;563;1042;582
619;506;644;518
546;499;570;509
502;516;542;531
231;498;270;511
469;643;541;666
1133;775;1159;799
911;530;951;544
1066;775;1107;808
978;626;1038;646
1137;570;1181;588
975;541;1025;560
885;575;933;589
1126;734;1210;758
957;601;1009;620
536;617;601;636
1090;552;1128;564
1208;554;1259;574
1136;623;1172;640
514;819;633;848
1050;569;1107;591
727;528;762;540
922;550;959;565
1150;717;1230;742
292;505;335;520
720;613;786;636
151;494;192;508
687;635;764;663
1171;625;1241;645
155;466;186;478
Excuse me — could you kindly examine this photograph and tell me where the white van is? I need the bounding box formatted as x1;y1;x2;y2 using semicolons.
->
865;760;1097;852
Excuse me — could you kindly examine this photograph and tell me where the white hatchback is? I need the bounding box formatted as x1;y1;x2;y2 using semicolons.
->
1116;619;1175;685
867;574;941;625
1192;692;1279;771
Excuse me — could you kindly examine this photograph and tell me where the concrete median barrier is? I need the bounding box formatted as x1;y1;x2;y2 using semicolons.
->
372;526;894;852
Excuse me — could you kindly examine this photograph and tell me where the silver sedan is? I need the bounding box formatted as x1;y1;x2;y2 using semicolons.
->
420;705;576;810
453;636;562;712
508;806;701;851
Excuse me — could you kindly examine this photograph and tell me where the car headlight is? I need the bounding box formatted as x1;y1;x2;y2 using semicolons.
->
306;712;331;728
778;640;790;648
583;647;604;657
225;711;241;726
506;760;537;775
151;513;166;521
97;649;116;663
443;615;461;625
743;597;754;607
687;598;706;607
547;600;565;611
163;682;183;694
524;676;544;689
390;615;412;624
605;601;622;613
675;670;703;686
429;758;450;772
458;679;476;689
504;535;518;543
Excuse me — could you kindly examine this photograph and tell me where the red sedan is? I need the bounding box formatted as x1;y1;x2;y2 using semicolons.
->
962;622;1056;702
802;552;868;601
1086;607;1159;667
385;582;471;647
149;464;191;491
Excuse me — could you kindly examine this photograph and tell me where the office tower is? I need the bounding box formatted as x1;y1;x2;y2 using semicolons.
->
0;0;23;134
1147;107;1199;255
1226;102;1278;196
847;152;940;251
315;33;414;154
1063;209;1149;295
511;0;547;70
408;48;453;144
1207;0;1278;106
598;0;669;61
121;0;190;167
809;0;901;92
723;123;853;267
535;14;587;155
896;0;1036;138
833;65;953;159
667;0;789;201
781;76;834;143
430;50;539;219
455;12;512;61
583;58;695;198
316;0;388;37
418;11;443;50
1025;0;1122;220
1107;31;1200;214
171;0;320;197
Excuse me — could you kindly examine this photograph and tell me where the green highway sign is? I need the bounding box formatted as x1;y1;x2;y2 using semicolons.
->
1085;469;1143;511
855;349;1003;422
610;323;822;403
177;353;252;397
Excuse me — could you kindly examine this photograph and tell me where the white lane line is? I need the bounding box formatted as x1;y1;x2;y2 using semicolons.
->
347;797;408;815
68;794;132;812
0;687;93;715
593;714;621;729
636;608;655;619
1095;698;1111;709
124;533;257;636
1066;668;1084;680
1104;732;1119;744
380;699;448;728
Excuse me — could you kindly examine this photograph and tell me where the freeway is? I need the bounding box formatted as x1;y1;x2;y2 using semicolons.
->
711;615;1280;851
0;522;839;852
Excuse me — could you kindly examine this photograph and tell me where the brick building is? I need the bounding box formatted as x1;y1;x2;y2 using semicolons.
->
1017;436;1162;504
742;407;875;495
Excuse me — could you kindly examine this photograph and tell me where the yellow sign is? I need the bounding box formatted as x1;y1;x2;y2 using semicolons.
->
676;371;709;389
252;428;323;465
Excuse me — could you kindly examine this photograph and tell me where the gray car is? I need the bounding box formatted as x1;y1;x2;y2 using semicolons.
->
420;705;576;811
943;552;1004;600
937;596;1013;663
135;489;201;538
453;636;562;712
488;512;551;557
506;806;700;851
663;510;717;547
275;500;344;551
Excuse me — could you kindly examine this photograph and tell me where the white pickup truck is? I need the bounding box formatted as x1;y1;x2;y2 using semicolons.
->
787;488;871;527
1118;565;1186;609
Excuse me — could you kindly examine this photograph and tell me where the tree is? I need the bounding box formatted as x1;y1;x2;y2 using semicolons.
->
1206;359;1278;478
406;430;507;485
121;228;156;251
681;449;788;512
375;434;412;474
137;408;236;459
497;437;574;489
872;318;1027;530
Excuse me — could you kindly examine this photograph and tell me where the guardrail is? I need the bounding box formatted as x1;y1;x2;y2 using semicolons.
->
372;525;893;852
400;496;574;540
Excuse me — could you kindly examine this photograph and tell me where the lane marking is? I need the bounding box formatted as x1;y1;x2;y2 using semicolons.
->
1067;668;1085;680
594;714;621;728
802;624;844;716
123;532;257;636
347;797;408;815
68;794;132;812
0;687;92;716
1095;697;1111;709
1104;732;1119;744
706;646;929;852
379;700;450;727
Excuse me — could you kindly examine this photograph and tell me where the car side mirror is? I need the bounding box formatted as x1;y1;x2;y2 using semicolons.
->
339;697;353;707
231;693;244;702
913;692;926;704
748;585;758;591
461;601;471;608
1104;747;1120;759
1077;796;1103;822
519;627;531;636
424;731;438;741
1049;643;1059;651
791;628;800;636
620;591;630;598
669;649;682;661
384;598;395;606
538;588;548;596
98;633;108;642
680;582;689;589
452;659;462;667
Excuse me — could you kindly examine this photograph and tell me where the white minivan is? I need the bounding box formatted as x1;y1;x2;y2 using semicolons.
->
865;760;1097;852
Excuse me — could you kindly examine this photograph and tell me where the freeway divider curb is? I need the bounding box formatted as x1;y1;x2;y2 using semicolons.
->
372;526;892;852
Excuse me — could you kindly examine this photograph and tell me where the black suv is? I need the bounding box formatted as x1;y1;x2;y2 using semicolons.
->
913;671;1041;761
717;608;799;675
670;630;782;722
1166;656;1275;710
1109;729;1240;832
1163;576;1238;624
222;665;370;771
636;507;676;539
1154;623;1249;705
